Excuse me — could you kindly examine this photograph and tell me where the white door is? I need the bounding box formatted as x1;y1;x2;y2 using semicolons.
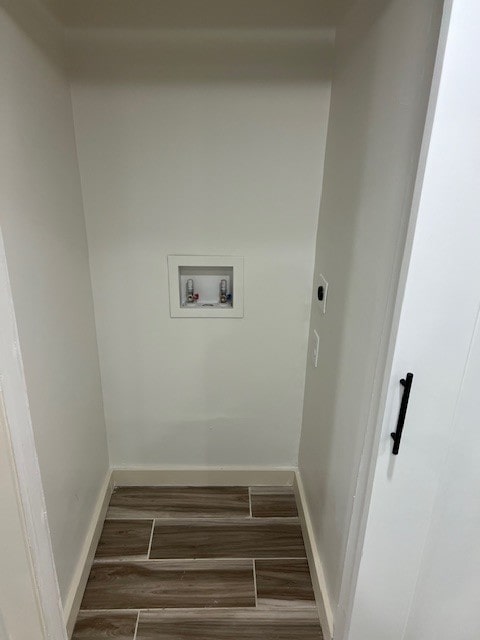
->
347;1;480;638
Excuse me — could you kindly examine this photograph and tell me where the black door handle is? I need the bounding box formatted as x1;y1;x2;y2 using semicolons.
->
390;373;414;455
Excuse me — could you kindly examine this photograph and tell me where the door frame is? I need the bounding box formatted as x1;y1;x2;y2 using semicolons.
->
0;228;67;639
334;1;454;638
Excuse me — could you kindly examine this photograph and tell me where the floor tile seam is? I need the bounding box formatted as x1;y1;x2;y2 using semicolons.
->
252;559;258;608
105;515;253;521
79;599;316;611
250;487;296;493
147;555;308;560
132;610;140;640
111;485;251;489
104;516;298;523
149;517;302;524
78;608;141;613
91;556;308;564
147;519;155;558
78;603;259;614
80;606;319;615
104;516;156;522
255;603;318;609
94;554;150;563
110;488;290;498
136;606;318;612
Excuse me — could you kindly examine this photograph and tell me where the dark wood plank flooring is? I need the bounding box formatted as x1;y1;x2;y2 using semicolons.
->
95;520;153;560
80;560;255;610
150;518;306;559
137;609;322;640
72;486;322;639
73;612;137;639
107;486;250;519
255;558;316;607
250;487;299;518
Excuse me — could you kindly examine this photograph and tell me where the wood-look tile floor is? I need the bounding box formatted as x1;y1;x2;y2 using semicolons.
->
73;486;323;639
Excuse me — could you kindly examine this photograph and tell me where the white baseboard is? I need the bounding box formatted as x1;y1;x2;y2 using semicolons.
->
111;466;296;487
63;472;114;638
294;471;334;640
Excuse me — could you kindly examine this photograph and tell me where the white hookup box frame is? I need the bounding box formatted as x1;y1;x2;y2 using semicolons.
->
167;255;244;318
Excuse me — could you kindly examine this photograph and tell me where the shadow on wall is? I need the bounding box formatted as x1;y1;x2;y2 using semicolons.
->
300;20;378;603
52;0;343;29
5;0;338;85
67;29;334;85
299;0;442;608
1;0;64;68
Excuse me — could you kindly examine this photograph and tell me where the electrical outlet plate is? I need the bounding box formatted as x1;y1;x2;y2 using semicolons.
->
318;274;328;314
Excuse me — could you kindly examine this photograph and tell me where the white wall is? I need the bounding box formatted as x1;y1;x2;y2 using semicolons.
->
0;0;109;605
68;21;333;467
298;0;443;618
